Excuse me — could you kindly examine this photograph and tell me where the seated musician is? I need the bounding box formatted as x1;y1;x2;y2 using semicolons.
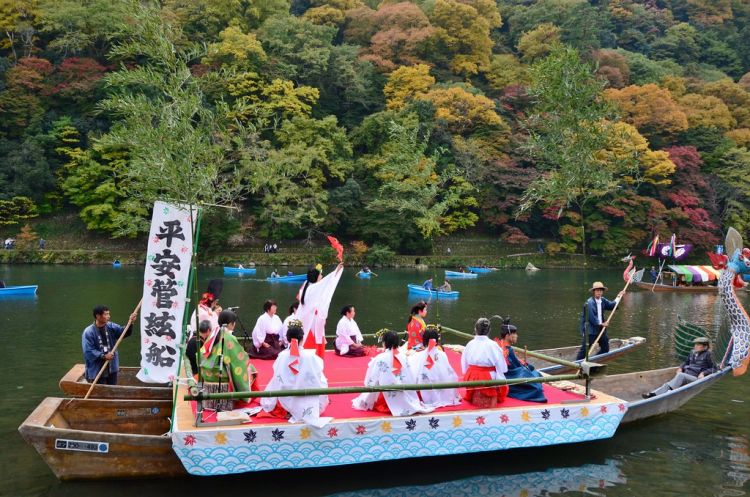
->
461;318;508;408
409;328;461;408
495;319;547;403
260;320;331;427
352;330;433;416
199;310;259;410
335;305;366;357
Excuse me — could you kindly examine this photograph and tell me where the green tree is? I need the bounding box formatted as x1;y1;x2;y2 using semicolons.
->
0;196;38;225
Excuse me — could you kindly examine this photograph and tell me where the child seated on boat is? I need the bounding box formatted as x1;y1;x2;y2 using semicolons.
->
260;320;332;427
199;310;259;411
408;328;462;408
461;318;508;408
352;330;434;416
406;301;428;350
495;319;547;403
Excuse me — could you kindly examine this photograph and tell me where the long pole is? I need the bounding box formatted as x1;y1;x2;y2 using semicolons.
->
587;271;634;357
651;258;666;292
185;373;583;401
84;299;143;399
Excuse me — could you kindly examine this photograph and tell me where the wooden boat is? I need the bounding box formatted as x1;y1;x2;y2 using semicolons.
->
633;281;718;293
407;283;460;298
267;273;307;283
525;263;540;272
527;337;647;374
18;397;185;480
568;366;732;424
357;271;372;279
0;284;38;296
467;266;496;274
59;364;172;400
445;270;477;279
223;266;257;275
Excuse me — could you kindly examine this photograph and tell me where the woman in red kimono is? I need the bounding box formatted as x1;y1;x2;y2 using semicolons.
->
406;301;428;350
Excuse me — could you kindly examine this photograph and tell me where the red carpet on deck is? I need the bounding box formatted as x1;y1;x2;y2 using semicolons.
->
193;348;586;425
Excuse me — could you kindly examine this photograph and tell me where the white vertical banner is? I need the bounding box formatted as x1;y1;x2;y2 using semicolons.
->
137;201;196;383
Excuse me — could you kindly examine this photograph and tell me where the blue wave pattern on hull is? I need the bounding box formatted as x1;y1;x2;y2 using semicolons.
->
174;414;623;475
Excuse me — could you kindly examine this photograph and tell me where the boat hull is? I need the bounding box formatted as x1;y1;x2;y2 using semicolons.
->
223;267;256;275
267;274;307;283
444;270;477;279
467;267;494;274
633;281;718;293
528;337;647;374
407;284;460;298
571;366;731;424
0;285;38;296
357;272;371;279
59;365;172;400
18;397;185;480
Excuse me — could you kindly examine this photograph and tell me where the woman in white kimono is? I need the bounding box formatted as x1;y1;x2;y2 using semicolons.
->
352;330;434;416
248;299;284;360
409;329;462;408
335;305;366;357
461;318;508;408
260;321;332;428
297;263;344;359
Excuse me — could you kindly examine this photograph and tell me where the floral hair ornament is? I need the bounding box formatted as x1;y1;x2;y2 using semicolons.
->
287;318;303;329
374;328;392;344
315;263;323;272
200;292;215;305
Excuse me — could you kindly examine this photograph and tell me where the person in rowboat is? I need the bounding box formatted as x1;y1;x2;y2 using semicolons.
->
82;305;138;385
642;337;715;399
461;317;508;408
270;268;279;278
335;305;366;357
576;281;624;360
422;278;433;291
437;280;452;292
406;301;428;350
248;299;284;360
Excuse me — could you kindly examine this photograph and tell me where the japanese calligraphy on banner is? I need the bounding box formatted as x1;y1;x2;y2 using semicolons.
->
137;201;196;384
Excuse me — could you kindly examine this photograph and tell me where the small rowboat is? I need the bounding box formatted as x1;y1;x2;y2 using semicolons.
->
444;270;477;279
223;266;257;275
0;285;38;296
267;273;307;283
407;283;460;298
633;281;718;293
59;364;171;400
525;337;646;374
18;397;185;480
357;271;372;279
569;366;731;424
467;266;496;274
112;261;121;268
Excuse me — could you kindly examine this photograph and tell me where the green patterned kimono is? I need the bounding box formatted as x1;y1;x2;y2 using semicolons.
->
200;330;257;402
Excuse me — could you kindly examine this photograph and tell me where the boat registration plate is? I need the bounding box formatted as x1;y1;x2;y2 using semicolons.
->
55;439;109;453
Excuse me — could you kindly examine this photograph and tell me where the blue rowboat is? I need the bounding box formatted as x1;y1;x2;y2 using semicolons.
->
0;285;38;296
445;270;477;279
112;262;121;268
407;284;460;298
223;266;257;275
467;266;496;274
357;271;371;279
267;274;307;283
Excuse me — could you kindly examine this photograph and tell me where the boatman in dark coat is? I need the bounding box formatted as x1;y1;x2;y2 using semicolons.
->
643;337;715;398
82;305;138;385
576;281;624;360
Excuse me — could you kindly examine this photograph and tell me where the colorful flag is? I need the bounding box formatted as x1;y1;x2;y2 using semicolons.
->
669;233;677;258
327;235;344;263
646;235;659;256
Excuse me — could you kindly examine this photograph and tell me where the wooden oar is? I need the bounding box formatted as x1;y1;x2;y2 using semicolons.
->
83;299;143;399
651;258;666;291
587;271;634;357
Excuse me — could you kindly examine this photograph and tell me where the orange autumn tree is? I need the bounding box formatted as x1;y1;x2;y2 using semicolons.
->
603;83;688;138
679;93;736;130
383;63;435;110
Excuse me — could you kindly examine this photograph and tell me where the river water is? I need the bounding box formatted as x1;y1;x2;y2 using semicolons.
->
1;265;748;496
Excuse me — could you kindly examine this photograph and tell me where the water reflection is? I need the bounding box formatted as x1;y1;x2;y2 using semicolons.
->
725;435;750;492
327;460;625;497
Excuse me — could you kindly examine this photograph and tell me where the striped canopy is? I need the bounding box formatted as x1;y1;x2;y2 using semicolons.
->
667;265;722;283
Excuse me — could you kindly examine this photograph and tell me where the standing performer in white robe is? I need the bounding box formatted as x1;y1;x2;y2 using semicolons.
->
248;299;284;360
335;305;366;357
409;330;462;408
260;321;331;428
461;318;509;407
352;330;434;416
296;263;344;359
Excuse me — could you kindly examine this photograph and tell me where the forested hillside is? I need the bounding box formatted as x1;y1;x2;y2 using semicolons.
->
1;0;749;255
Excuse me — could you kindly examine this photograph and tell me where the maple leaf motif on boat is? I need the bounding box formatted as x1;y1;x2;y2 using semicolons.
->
618;404;626;412
299;428;311;440
580;407;589;417
214;432;228;445
271;429;285;441
600;405;608;414
452;416;462;427
183;434;196;446
243;430;257;443
521;411;530;422
327;427;338;438
405;419;417;431
560;408;570;419
475;416;485;425
500;414;509;423
428;417;439;429
541;409;551;420
355;425;366;435
381;421;392;433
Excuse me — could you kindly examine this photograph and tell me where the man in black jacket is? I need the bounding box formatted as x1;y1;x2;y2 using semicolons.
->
643;337;715;398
